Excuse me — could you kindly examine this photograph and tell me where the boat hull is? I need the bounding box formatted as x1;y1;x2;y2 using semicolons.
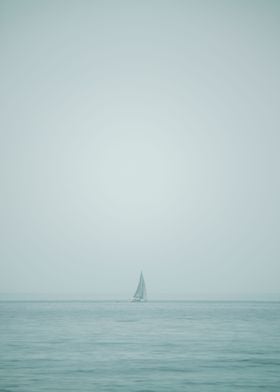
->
131;298;147;302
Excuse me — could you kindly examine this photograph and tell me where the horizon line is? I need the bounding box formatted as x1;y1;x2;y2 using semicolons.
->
0;292;280;301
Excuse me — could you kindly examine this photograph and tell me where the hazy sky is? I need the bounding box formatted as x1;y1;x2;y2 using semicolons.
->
1;0;279;299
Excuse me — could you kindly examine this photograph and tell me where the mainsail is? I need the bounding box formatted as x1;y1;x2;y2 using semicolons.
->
132;272;147;302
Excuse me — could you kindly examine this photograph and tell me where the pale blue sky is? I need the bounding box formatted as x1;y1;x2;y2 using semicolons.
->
0;1;279;299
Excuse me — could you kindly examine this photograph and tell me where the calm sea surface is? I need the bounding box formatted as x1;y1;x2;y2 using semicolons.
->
0;301;279;391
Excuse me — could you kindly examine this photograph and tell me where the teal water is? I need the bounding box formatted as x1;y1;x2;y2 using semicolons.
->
0;301;279;391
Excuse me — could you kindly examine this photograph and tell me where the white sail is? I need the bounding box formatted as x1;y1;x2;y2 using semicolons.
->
132;272;147;302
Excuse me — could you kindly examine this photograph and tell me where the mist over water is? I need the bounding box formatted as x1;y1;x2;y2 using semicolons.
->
1;2;280;296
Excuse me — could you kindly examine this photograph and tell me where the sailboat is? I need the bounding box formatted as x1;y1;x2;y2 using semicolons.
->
131;272;147;302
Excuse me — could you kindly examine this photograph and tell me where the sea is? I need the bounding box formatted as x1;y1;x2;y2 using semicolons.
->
0;300;280;391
